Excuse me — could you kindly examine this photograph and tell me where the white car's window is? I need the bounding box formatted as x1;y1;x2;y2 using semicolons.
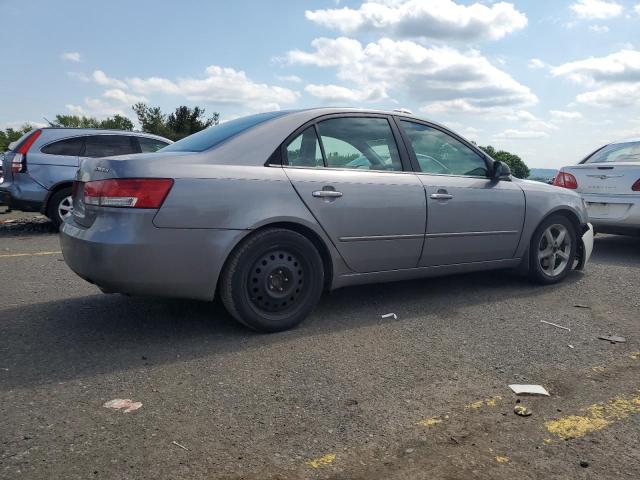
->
84;135;136;158
316;117;403;171
584;141;640;164
285;127;324;167
401;121;488;177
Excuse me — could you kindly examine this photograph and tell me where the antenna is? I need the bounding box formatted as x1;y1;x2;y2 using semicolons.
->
43;117;58;127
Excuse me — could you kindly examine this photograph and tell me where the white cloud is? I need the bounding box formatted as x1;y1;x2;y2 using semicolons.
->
65;104;84;114
65;98;128;118
588;24;609;33
550;110;583;120
570;0;622;20
102;89;147;104
551;49;640;107
636;3;640;14
528;58;546;69
61;52;81;62
493;129;549;139
305;0;527;41
287;37;536;113
304;84;386;102
92;70;127;89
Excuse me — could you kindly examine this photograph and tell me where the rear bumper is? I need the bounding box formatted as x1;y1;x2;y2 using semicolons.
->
582;194;640;231
60;210;247;301
0;176;47;212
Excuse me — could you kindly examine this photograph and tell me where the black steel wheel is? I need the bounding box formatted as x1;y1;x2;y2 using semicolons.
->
220;228;324;332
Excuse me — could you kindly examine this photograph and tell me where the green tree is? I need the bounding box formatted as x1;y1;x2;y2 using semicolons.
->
132;103;219;141
0;124;34;152
478;145;530;179
53;114;133;130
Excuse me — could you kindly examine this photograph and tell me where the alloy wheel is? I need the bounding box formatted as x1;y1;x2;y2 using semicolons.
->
538;224;571;277
57;195;74;221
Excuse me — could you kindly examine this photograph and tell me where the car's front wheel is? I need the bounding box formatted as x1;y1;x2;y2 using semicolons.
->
47;187;73;229
528;215;577;284
220;228;324;332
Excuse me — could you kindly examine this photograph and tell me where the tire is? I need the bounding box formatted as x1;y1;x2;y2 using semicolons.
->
219;228;324;332
528;215;578;285
47;187;73;229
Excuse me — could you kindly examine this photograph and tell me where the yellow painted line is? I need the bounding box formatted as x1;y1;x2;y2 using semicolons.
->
0;251;62;259
545;391;640;440
306;453;336;468
416;415;446;427
465;395;502;409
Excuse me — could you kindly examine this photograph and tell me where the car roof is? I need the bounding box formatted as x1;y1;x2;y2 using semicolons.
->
612;137;640;145
280;107;447;128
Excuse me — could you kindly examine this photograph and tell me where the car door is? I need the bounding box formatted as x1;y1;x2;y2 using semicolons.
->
397;119;525;266
283;115;426;273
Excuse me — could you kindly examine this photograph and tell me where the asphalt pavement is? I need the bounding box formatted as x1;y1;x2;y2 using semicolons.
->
1;213;639;479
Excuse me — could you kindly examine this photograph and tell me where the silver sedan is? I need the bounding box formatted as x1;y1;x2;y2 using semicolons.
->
61;108;594;332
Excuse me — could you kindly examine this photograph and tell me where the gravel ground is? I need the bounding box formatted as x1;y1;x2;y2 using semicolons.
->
0;217;638;480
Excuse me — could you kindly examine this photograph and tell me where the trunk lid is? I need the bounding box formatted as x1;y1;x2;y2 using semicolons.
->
562;163;640;195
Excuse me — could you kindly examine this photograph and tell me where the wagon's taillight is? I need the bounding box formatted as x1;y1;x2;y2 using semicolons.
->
83;178;173;208
633;179;640;192
12;129;42;173
553;170;578;189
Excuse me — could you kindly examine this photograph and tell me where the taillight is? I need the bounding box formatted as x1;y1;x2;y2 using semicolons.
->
11;129;42;173
83;178;173;208
633;179;640;192
553;171;578;189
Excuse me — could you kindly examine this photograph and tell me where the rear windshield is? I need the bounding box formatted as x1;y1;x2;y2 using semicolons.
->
161;111;289;153
584;141;640;164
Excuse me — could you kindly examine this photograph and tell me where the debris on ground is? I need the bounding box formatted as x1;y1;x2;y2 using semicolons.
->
574;304;591;309
172;441;189;451
495;455;509;463
540;320;570;331
509;384;550;396
103;399;142;413
514;405;532;417
598;335;626;344
580;461;590;468
568;344;575;349
381;313;397;320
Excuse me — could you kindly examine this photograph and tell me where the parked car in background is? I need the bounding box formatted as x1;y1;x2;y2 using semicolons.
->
61;108;593;332
554;137;640;236
0;128;172;226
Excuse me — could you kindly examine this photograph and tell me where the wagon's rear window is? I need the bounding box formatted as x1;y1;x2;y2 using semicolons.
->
161;111;289;153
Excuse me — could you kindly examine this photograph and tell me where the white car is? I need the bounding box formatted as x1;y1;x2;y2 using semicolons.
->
555;138;640;236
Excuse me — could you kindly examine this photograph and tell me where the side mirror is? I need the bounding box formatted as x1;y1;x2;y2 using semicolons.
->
493;161;511;180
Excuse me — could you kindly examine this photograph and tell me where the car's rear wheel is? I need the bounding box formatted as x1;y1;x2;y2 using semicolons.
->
47;187;73;229
528;215;577;284
220;228;324;332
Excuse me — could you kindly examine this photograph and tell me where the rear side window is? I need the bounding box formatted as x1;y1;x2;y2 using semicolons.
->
138;137;170;153
84;135;137;158
316;117;403;171
162;111;288;153
41;137;85;156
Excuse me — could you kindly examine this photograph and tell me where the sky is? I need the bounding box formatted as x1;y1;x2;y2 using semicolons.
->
1;0;639;168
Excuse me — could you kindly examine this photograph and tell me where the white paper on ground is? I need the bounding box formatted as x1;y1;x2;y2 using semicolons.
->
508;384;550;396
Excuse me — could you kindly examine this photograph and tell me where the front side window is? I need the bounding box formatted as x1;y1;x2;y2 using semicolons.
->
84;135;136;158
400;121;488;177
138;137;170;153
41;137;84;156
285;127;324;167
317;117;403;171
584;141;640;164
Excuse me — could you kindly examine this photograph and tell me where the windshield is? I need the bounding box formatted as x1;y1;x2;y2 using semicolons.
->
161;111;289;153
583;141;640;164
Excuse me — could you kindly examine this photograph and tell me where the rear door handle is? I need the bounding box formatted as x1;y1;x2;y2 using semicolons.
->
430;193;453;200
312;190;343;198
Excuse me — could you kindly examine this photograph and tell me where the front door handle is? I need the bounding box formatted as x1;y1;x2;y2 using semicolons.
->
430;193;453;200
312;190;343;198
